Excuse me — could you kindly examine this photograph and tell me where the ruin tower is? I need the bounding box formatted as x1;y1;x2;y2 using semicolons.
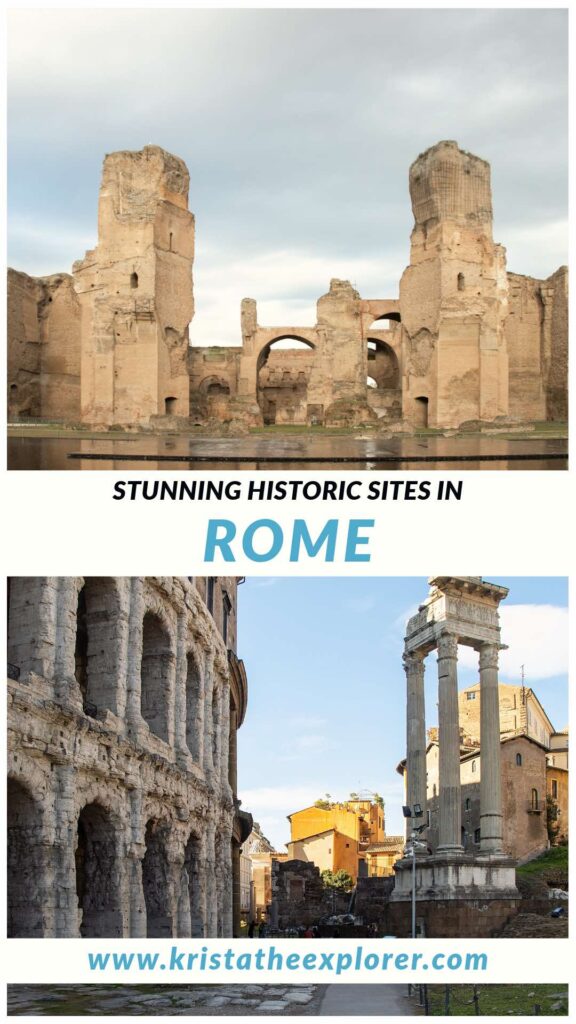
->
399;141;509;428
74;146;194;425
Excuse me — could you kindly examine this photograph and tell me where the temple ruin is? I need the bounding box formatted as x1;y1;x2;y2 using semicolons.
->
7;141;568;431
390;576;520;937
7;576;251;938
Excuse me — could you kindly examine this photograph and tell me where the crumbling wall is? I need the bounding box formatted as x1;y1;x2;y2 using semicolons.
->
7;270;81;421
7;576;243;938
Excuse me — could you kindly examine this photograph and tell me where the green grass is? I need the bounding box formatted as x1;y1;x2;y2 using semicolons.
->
425;984;568;1016
517;845;568;878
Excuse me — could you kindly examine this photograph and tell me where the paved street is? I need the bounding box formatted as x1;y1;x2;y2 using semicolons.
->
7;984;421;1016
320;984;420;1015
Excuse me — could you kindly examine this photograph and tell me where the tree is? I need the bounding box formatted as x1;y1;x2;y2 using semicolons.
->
349;792;360;801
321;869;354;893
373;792;385;810
546;794;560;845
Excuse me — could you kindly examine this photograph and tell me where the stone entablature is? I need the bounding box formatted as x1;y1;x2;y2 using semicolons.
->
7;576;248;939
7;142;568;430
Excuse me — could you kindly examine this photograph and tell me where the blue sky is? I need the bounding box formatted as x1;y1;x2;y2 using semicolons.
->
8;9;567;345
236;577;568;849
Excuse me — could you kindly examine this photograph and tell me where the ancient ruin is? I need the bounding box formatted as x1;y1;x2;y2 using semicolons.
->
8;141;568;431
391;576;520;936
7;576;251;938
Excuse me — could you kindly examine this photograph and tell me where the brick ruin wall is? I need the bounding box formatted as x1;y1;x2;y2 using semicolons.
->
7;576;243;938
7;142;568;429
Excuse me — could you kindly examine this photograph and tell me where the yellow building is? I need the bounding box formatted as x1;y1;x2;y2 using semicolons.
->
287;799;389;882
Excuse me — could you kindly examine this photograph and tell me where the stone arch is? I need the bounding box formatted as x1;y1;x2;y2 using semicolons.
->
198;376;232;419
185;647;203;762
256;336;316;426
367;312;401;331
141;610;174;742
75;801;123;937
366;339;400;389
142;818;174;937
74;578;122;716
7;776;46;936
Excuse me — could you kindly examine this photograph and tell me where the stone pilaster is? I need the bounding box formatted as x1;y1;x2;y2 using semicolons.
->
125;578;145;731
404;650;427;836
174;612;189;767
52;762;81;937
479;643;504;853
437;632;463;853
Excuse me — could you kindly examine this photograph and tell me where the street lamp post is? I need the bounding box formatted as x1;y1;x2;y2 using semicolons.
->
402;804;428;939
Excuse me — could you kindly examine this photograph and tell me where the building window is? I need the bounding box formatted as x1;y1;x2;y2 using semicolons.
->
471;760;476;773
222;591;232;646
474;828;481;844
130;272;139;289
551;780;558;799
465;798;471;811
466;691;476;700
457;273;465;291
516;753;522;766
206;578;215;615
531;789;539;811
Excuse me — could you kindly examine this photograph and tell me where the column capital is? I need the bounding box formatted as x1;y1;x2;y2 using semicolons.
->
437;632;458;659
479;643;499;671
403;650;425;674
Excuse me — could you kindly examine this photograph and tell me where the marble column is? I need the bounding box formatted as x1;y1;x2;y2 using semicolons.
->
479;643;504;853
404;651;427;836
437;632;463;853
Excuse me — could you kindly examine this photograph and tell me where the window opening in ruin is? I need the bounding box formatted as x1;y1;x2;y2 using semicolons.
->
141;612;172;743
184;833;203;937
457;273;465;292
142;820;173;937
169;232;173;252
414;396;429;428
7;778;44;936
465;798;471;811
365;339;400;392
75;579;120;716
222;592;232;646
516;753;522;766
552;780;558;799
76;803;122;938
531;789;539;811
130;272;139;289
206;578;215;615
165;396;177;415
474;828;481;843
186;651;202;762
471;760;476;773
367;313;401;332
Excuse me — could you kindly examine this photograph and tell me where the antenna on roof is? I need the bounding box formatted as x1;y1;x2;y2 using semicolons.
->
521;665;526;704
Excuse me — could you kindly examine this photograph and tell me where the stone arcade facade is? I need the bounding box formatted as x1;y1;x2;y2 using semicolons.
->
7;576;251;938
8;141;568;430
390;577;520;937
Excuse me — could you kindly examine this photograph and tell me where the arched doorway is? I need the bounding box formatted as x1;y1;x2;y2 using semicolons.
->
142;819;173;937
7;777;45;936
199;377;231;419
75;802;123;937
366;339;401;420
414;396;429;428
257;337;315;425
141;612;173;742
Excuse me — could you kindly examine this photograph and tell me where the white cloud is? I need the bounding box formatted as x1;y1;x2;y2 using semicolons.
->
457;604;568;680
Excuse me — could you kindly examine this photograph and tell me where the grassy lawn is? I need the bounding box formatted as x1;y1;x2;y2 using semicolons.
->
425;984;568;1016
517;845;568;878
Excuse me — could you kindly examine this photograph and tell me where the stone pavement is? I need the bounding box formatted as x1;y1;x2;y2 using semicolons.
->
7;984;423;1016
7;984;324;1016
320;984;420;1015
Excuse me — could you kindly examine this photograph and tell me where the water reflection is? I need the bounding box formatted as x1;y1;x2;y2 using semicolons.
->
8;433;568;472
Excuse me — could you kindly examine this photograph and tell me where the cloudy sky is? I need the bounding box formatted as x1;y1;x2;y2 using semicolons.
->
8;8;567;345
237;577;568;849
